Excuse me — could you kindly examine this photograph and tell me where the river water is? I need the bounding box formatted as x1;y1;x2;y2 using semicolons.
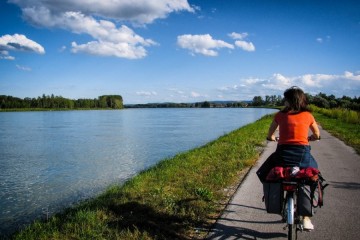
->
0;108;277;235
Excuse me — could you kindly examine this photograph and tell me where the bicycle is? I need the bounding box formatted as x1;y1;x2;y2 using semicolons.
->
264;166;326;240
282;175;307;240
262;137;324;240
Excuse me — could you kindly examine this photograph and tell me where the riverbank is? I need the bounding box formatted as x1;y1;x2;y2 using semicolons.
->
11;114;274;239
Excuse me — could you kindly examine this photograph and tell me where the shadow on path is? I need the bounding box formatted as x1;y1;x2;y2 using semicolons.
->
330;181;360;190
207;222;286;240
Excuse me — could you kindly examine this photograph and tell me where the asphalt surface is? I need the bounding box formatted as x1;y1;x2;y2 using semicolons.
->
207;127;360;240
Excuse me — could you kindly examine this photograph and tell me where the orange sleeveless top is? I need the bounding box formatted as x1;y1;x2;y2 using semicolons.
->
275;111;315;145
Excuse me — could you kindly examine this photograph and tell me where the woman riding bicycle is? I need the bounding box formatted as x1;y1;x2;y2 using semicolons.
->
261;86;320;230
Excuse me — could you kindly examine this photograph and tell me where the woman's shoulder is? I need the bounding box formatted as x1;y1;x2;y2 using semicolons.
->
300;111;314;117
275;111;285;118
277;110;313;118
294;111;315;122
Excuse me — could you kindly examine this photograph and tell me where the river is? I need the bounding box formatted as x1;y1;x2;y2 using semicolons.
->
0;108;277;235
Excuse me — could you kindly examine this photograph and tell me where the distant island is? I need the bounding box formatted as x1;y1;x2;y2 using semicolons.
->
0;94;123;110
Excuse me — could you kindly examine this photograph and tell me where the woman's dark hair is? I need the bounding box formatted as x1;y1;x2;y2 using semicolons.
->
282;86;310;113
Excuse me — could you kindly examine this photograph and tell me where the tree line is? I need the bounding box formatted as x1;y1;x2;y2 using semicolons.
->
125;101;249;108
1;92;358;111
0;94;123;110
251;93;360;111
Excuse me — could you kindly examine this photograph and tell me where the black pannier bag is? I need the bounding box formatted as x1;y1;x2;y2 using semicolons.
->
297;183;313;216
297;175;329;216
263;182;283;214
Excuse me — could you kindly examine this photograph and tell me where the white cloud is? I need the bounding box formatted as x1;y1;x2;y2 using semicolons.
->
229;32;255;52
316;36;331;43
10;0;194;25
234;40;255;51
0;34;45;54
31;10;157;59
0;50;16;60
300;74;321;87
9;0;192;59
245;77;265;85
344;71;360;81
218;71;360;99
191;91;209;98
272;73;291;87
16;64;32;71
168;88;185;95
136;91;158;96
191;91;201;97
177;34;234;56
0;56;15;60
219;84;242;92
71;38;149;59
228;32;248;40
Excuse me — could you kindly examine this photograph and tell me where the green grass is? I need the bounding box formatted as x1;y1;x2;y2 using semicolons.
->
309;105;360;124
309;105;360;153
313;112;360;154
12;114;274;240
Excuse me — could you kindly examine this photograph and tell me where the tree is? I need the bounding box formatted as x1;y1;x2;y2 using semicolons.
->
252;96;263;106
313;96;330;108
201;101;211;108
98;95;124;109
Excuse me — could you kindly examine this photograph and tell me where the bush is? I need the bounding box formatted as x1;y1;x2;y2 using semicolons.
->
309;105;360;124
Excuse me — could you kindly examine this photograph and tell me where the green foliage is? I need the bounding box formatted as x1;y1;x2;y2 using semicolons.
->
307;93;360;110
0;94;123;110
126;101;249;108
99;95;124;109
194;187;213;201
251;92;359;111
252;95;283;106
310;105;360;124
313;112;360;153
201;101;211;108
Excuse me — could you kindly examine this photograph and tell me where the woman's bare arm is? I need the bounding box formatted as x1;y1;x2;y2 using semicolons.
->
267;120;279;141
309;121;320;140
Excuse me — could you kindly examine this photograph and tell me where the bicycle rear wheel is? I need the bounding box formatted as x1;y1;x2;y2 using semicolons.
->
288;223;297;240
287;192;297;240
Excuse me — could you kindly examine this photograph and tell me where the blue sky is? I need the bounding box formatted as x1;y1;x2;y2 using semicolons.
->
0;0;359;104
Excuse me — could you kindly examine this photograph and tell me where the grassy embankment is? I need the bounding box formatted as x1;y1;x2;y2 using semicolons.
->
12;108;359;239
309;105;360;153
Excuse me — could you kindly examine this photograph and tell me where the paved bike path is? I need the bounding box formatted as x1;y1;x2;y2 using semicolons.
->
207;127;360;240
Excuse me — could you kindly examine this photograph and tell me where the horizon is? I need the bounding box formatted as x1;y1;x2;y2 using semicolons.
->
1;0;359;104
2;92;357;107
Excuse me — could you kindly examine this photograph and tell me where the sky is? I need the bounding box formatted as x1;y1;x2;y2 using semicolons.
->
0;0;359;104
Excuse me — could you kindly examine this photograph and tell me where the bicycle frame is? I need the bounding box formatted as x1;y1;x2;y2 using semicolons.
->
282;181;302;240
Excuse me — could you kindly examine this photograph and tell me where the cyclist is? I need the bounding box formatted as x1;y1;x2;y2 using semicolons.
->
261;86;320;230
